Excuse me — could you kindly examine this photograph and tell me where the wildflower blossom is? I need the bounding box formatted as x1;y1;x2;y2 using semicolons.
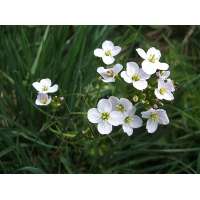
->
109;96;133;115
97;64;123;83
154;79;174;101
156;70;170;80
87;99;123;134
32;78;58;94
94;40;121;65
121;62;150;90
122;108;143;136
35;93;52;106
141;108;169;133
136;47;169;75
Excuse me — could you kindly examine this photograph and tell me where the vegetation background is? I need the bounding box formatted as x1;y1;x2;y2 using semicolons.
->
0;25;200;173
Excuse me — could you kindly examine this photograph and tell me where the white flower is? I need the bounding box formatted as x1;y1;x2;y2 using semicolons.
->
97;64;123;83
35;93;52;106
156;70;170;80
122;108;143;136
136;47;169;75
141;108;169;133
32;78;58;94
109;96;133;115
94;40;121;65
154;79;174;101
87;99;123;135
120;62;150;90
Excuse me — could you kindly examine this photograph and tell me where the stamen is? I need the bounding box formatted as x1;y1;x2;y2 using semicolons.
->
159;87;167;95
150;113;159;121
148;54;157;63
105;50;112;56
132;74;140;81
124;116;132;124
116;104;125;112
101;112;110;120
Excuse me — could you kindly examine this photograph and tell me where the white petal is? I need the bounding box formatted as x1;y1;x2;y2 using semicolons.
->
156;70;170;80
97;99;112;113
156;62;169;70
126;62;139;77
138;69;150;80
102;56;115;65
35;93;51;106
146;119;158;133
40;78;51;87
109;96;119;110
141;109;154;119
147;47;161;61
122;124;133;136
163;91;174;101
157;109;169;125
87;108;101;123
108;111;123;126
157;79;165;89
111;46;121;56
32;82;41;92
136;48;147;59
133;80;148;90
48;84;58;93
97;121;112;135
102;40;114;51
113;64;123;74
130;115;143;128
142;60;157;75
94;48;104;57
166;79;175;92
120;71;132;83
97;67;111;80
154;89;164;100
127;106;136;115
119;98;133;112
97;67;105;74
102;78;115;83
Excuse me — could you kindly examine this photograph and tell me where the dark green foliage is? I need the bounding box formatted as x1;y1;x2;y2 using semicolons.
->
0;25;200;173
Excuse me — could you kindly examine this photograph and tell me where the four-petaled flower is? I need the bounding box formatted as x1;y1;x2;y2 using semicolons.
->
122;108;143;136
35;93;52;106
141;108;169;133
97;64;123;83
154;79;174;101
109;96;133;114
136;47;169;75
94;40;121;65
87;99;123;134
32;78;58;94
121;62;150;90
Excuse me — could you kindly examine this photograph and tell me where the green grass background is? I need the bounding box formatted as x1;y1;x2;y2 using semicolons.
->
0;25;200;173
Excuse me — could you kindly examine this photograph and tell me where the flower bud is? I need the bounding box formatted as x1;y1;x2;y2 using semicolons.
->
132;95;139;102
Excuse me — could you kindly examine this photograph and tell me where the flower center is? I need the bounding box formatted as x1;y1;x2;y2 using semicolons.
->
132;74;140;81
159;87;167;95
148;54;157;63
42;85;48;92
106;69;114;77
150;113;159;121
116;104;125;112
101;112;110;121
124;116;132;124
105;50;112;56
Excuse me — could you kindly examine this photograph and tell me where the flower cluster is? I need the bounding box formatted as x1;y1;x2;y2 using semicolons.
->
32;78;58;106
88;40;176;134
